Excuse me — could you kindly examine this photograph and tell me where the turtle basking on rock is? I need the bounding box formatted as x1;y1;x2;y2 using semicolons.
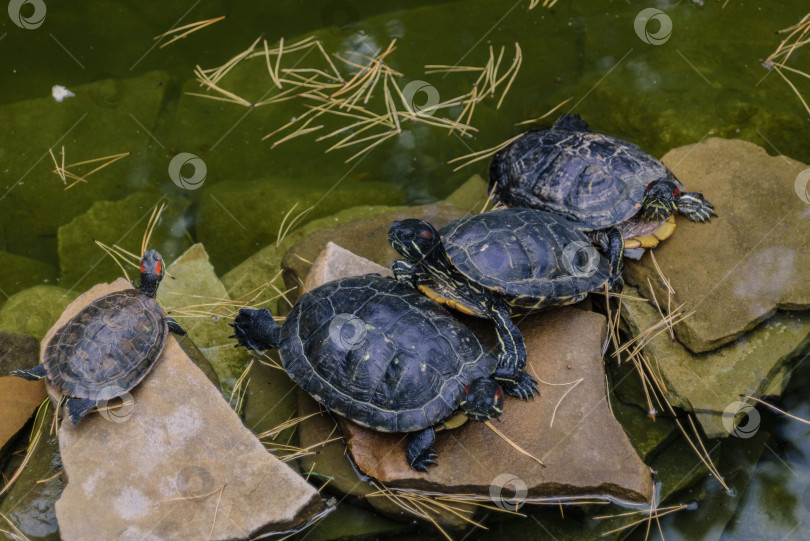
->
230;274;508;472
388;208;614;399
12;250;186;425
488;114;716;276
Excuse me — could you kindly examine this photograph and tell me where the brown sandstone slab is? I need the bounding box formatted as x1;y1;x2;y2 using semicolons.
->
0;376;46;454
46;280;323;540
625;138;810;353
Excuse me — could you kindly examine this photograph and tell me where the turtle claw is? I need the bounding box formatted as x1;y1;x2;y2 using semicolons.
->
678;192;717;223
410;449;438;472
497;370;539;401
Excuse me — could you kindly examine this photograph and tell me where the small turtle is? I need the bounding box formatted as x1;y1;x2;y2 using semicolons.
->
230;275;506;472
12;250;186;425
489;114;716;276
388;208;613;398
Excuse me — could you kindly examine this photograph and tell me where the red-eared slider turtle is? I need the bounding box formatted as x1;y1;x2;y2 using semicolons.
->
489;114;716;276
229;275;505;472
388;208;613;399
12;250;186;425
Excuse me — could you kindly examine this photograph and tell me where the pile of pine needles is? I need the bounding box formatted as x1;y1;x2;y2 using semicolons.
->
764;12;810;115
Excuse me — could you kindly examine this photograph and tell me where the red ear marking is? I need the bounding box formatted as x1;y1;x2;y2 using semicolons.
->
674;188;680;197
465;383;472;394
645;184;651;192
156;261;162;274
494;387;503;400
418;230;433;239
140;263;146;273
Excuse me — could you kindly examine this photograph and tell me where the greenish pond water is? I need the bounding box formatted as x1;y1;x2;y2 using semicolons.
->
1;0;809;539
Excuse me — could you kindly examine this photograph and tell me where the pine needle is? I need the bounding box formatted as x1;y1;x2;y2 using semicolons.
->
484;421;545;467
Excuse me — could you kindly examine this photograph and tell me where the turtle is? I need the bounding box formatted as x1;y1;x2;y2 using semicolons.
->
12;250;186;425
488;113;717;277
387;207;614;399
229;274;507;472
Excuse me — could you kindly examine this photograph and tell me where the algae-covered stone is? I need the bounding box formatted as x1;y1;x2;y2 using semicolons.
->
620;286;810;438
625;138;810;353
57;191;191;292
0;406;62;541
0;71;173;264
440;174;489;213
0;252;56;300
303;503;413;541
0;331;39;373
196;178;405;274
242;354;299;448
156;243;248;389
0;286;79;339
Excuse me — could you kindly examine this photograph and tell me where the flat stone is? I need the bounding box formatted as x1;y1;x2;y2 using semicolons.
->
625;138;810;353
57;191;191;294
51;280;324;540
303;241;392;293
0;376;47;465
0;286;79;340
620;286;810;438
196;178;405;275
281;204;469;302
0;330;39;373
342;308;651;503
156;243;249;389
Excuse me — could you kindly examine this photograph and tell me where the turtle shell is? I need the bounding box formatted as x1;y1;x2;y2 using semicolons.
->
439;208;611;307
489;126;683;230
280;275;497;433
43;289;168;400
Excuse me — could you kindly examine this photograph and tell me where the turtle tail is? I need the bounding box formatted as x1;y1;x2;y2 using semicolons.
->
230;308;282;351
552;113;590;132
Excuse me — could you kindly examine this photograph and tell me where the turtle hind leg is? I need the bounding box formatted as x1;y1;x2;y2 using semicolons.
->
230;308;281;351
677;192;717;222
590;227;624;290
66;398;97;425
485;296;528;379
405;428;437;472
167;318;187;336
11;364;47;381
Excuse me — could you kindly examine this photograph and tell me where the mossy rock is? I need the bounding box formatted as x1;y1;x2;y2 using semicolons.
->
196;178;405;274
0;252;56;302
0;71;173;264
0;286;79;340
57;191;191;292
0;331;39;374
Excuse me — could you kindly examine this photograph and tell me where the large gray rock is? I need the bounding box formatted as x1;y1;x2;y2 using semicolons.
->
619;286;810;438
625;138;810;353
47;280;324;540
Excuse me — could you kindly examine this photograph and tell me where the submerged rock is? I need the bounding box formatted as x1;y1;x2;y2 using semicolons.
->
0;286;79;339
619;286;810;438
0;251;56;300
49;280;325;540
156;243;249;389
625;138;810;353
0;330;39;373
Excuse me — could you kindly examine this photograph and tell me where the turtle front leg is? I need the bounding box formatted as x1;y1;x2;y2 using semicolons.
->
391;259;430;289
405;427;438;472
677;192;717;222
485;297;537;399
11;363;47;380
590;228;624;291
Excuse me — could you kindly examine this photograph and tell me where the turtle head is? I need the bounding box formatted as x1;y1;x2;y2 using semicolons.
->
387;219;442;262
640;179;680;222
460;378;504;422
139;249;164;298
